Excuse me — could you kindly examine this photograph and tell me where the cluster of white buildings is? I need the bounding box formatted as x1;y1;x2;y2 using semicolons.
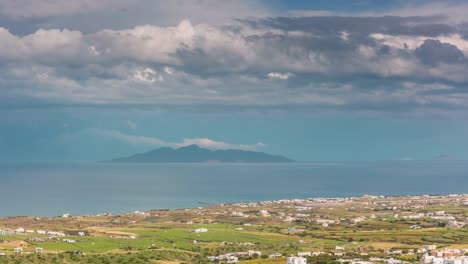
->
339;258;402;264
287;256;307;264
208;250;262;263
4;247;44;255
423;255;468;264
0;228;66;237
131;211;151;217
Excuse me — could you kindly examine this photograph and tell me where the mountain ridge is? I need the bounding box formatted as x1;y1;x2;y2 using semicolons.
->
110;144;293;163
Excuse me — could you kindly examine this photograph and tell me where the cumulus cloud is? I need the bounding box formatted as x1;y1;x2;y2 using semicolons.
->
1;6;468;114
93;129;265;151
267;72;293;80
0;0;271;34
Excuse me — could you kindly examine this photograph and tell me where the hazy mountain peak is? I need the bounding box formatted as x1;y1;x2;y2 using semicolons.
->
111;146;292;163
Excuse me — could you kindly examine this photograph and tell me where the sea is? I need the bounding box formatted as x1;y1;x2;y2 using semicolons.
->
1;161;467;217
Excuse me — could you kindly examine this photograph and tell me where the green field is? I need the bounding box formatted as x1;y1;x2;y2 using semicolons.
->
1;195;467;263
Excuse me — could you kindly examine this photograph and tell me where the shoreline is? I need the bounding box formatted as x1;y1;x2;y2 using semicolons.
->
2;193;467;219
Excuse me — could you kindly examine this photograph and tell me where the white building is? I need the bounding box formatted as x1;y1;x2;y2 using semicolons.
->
269;253;282;258
247;250;262;257
426;245;437;251
13;247;22;254
35;248;44;254
231;211;244;217
226;256;239;263
0;230;13;235
316;219;335;224
259;210;270;217
194;228;208;233
287;257;307;264
312;252;325;256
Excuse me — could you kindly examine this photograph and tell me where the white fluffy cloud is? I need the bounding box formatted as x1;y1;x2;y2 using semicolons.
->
1;12;468;114
94;129;265;151
267;72;293;80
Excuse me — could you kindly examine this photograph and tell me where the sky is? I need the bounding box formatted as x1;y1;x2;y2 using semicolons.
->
1;0;468;162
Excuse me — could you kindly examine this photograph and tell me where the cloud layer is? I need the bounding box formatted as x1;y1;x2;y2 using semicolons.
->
2;1;468;115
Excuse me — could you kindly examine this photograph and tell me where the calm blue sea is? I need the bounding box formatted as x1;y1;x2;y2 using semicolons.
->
1;161;467;217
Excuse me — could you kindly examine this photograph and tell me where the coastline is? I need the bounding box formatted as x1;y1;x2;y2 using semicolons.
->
1;193;467;218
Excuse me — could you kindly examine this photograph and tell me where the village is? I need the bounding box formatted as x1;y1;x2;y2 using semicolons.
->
0;194;467;263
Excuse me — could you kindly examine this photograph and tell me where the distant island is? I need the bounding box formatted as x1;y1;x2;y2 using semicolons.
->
110;144;293;163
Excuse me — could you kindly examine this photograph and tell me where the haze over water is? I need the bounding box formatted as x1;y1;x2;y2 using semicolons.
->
1;161;467;217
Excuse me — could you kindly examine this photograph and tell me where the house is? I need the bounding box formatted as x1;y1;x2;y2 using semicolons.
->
337;259;372;264
389;249;403;255
426;245;437;251
447;220;466;228
259;210;270;217
77;232;85;237
352;216;366;223
47;231;65;236
247;250;262;257
435;249;463;258
0;253;6;257
29;237;45;242
418;248;428;254
194;228;208;233
269;253;282;258
132;211;150;217
0;230;13;235
287;256;307;264
37;230;46;234
14;228;24;233
316;219;335;224
231;211;244;217
35;248;44;254
298;252;312;257
386;258;403;264
226;256;239;263
13;247;22;254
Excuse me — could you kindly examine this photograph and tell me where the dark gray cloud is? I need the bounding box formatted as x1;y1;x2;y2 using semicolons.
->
241;16;455;37
415;39;466;65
